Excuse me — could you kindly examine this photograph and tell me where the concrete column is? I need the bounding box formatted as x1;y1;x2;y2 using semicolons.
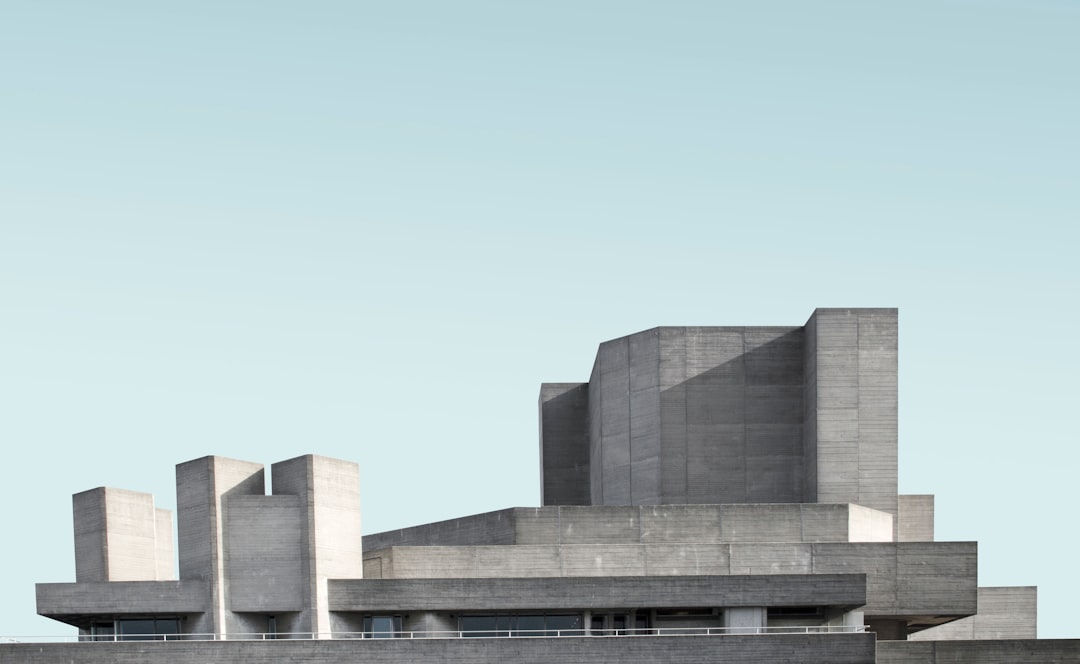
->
271;455;362;639
176;456;266;638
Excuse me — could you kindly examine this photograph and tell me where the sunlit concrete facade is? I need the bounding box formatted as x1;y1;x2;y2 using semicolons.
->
15;309;1080;663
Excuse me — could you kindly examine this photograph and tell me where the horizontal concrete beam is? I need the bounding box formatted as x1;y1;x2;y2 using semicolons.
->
37;580;207;622
328;574;867;612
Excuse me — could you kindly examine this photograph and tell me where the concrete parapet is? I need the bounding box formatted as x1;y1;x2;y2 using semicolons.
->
0;633;878;664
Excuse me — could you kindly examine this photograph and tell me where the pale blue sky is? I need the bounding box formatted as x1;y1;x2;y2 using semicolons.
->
2;0;1078;639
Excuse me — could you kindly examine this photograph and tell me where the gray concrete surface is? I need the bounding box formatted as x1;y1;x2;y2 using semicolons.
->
878;639;1080;663
36;580;206;622
898;495;935;542
73;488;173;583
0;633;878;664
364;503;893;552
269;455;364;638
803;309;898;529
176;455;266;637
909;587;1037;641
224;494;304;612
328;574;867;612
363;541;976;621
539;383;590;505
539;309;899;518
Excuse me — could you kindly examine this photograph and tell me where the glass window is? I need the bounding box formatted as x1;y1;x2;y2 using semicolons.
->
154;618;180;640
514;615;544;637
118;620;156;641
591;615;605;634
89;622;114;642
460;614;584;638
460;615;498;637
362;615;401;638
547;614;584;636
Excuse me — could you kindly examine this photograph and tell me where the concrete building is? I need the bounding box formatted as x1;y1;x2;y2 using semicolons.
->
9;308;1080;663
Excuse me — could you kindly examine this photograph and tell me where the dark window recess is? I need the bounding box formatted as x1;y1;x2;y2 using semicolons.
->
460;614;583;637
362;615;402;638
89;618;179;641
768;607;823;617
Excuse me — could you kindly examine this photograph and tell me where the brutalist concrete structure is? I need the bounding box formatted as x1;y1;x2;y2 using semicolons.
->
12;308;1080;663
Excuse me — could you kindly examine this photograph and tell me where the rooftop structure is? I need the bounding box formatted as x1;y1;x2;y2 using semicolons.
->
7;308;1078;663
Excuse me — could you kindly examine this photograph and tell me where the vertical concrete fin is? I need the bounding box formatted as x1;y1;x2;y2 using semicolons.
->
804;308;898;528
73;488;108;583
155;507;175;581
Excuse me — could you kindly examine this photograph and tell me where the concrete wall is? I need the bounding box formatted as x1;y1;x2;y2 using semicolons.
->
878;639;1080;663
0;633;878;664
586;327;806;506
539;383;590;505
898;495;934;542
909;587;1037;641
73;488;173;583
804;309;898;527
541;310;898;512
849;504;894;543
224;495;304;613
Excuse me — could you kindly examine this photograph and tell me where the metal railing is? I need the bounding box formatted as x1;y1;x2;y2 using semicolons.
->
0;624;866;644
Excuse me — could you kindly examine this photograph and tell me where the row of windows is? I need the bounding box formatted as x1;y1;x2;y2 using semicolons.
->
87;618;180;641
459;614;583;637
361;613;646;638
